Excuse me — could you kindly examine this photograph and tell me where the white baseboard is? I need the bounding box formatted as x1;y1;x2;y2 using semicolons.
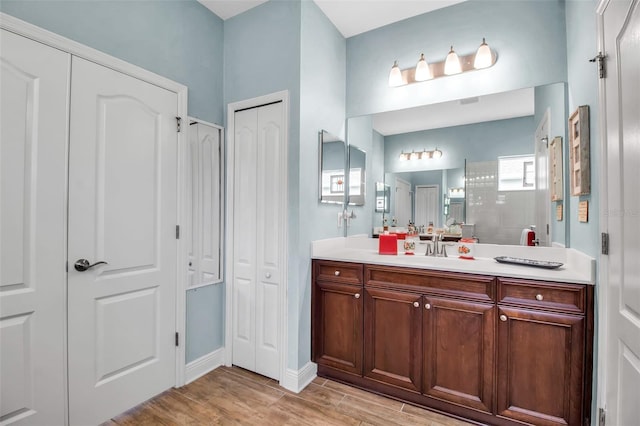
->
185;348;225;384
279;361;317;394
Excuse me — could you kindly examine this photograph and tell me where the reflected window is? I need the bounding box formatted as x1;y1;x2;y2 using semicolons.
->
498;155;536;191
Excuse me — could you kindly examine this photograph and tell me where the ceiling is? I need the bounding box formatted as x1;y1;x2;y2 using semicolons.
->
197;1;533;135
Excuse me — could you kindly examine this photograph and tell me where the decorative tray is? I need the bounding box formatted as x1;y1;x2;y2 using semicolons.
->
494;256;563;269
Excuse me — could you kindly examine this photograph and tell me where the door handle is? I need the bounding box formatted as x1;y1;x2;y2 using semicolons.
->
74;259;108;272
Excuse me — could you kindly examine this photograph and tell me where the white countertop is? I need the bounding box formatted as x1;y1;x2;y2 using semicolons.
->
311;237;595;285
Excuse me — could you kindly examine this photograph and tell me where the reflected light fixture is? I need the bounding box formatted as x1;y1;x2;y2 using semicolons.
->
414;53;432;81
388;60;403;87
399;148;443;161
474;38;492;69
388;38;496;87
444;46;462;75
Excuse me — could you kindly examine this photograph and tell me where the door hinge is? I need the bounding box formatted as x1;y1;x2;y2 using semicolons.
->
175;332;179;347
546;223;550;235
601;232;609;255
598;407;606;426
589;52;606;79
176;116;182;133
176;225;180;239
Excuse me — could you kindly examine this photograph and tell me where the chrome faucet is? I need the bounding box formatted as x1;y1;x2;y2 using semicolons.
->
425;234;443;257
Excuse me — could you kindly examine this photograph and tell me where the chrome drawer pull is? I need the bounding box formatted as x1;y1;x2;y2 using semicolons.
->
535;294;544;301
354;293;360;299
425;303;431;310
500;315;508;322
334;270;340;276
413;302;420;308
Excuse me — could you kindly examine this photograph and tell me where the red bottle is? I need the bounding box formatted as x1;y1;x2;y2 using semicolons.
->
526;228;536;246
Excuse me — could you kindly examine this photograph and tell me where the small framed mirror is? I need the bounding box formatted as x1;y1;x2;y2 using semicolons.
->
347;145;366;206
319;130;346;204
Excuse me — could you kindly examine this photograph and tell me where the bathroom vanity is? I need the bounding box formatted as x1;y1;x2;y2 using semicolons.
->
311;238;594;426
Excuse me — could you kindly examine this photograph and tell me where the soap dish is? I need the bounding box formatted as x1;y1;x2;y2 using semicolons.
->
494;256;563;269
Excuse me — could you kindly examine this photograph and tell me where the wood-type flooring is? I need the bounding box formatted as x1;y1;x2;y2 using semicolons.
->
102;365;474;425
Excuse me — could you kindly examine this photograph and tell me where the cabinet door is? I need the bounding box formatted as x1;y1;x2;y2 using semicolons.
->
364;287;422;393
312;280;363;375
497;306;585;426
423;297;495;413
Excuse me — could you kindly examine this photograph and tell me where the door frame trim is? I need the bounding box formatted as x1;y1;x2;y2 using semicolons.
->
0;12;189;388
225;90;290;385
595;0;609;416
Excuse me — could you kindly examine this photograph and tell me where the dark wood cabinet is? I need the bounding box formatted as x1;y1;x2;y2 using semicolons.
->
311;260;594;426
496;278;589;426
422;296;495;413
363;287;422;393
312;261;363;376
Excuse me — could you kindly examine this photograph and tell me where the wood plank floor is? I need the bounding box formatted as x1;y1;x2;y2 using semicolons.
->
102;366;475;425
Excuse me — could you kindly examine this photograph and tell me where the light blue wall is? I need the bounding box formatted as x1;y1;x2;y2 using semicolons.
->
297;0;346;369
346;0;567;117
0;0;224;124
224;0;304;370
566;0;599;258
535;82;569;246
384;117;535;173
0;0;226;365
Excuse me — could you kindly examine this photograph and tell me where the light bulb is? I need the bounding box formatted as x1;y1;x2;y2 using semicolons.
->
474;38;493;69
388;61;403;87
399;151;407;161
410;151;420;160
414;53;432;81
432;149;443;159
444;46;462;75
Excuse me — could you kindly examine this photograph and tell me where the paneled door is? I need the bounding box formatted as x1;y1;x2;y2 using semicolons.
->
534;110;550;246
395;178;411;228
601;0;640;424
232;102;284;380
415;185;438;228
0;29;69;426
67;57;178;425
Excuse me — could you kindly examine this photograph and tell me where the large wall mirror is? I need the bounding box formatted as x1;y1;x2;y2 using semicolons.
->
318;130;346;204
347;82;568;247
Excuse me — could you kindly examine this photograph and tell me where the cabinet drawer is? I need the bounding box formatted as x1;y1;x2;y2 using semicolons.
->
498;278;585;314
314;260;363;286
365;265;495;303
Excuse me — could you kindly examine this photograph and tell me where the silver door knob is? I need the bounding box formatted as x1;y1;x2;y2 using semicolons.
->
413;302;420;308
74;259;108;272
535;294;543;301
334;270;340;276
500;314;507;322
354;293;360;299
425;303;431;309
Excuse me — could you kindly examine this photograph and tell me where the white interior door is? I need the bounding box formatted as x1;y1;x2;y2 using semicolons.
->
395;178;411;227
601;0;640;424
232;102;283;380
415;185;439;228
0;29;69;426
535;110;550;246
67;56;178;425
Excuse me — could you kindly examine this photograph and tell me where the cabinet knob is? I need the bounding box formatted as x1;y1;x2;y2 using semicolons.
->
425;303;431;310
413;301;420;308
535;294;543;301
265;272;271;278
334;270;340;276
354;293;360;299
500;314;507;322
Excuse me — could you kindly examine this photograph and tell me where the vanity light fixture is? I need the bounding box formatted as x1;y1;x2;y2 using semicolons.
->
388;38;496;87
388;60;404;87
473;38;492;69
398;148;443;161
444;46;462;75
414;53;432;81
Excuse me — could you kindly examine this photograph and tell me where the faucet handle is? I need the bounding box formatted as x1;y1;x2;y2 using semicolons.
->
425;242;433;256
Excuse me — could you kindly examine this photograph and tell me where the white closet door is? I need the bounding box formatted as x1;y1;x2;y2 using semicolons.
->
67;56;178;425
395;178;412;227
0;29;69;426
232;102;283;380
232;108;259;372
255;102;283;379
415;185;439;228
